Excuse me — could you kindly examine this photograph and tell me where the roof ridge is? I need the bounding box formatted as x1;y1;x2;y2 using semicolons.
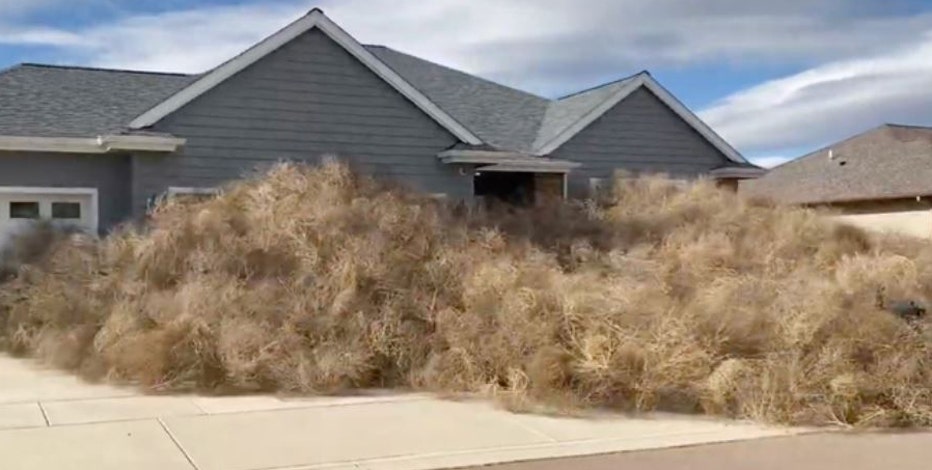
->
884;123;932;131
556;70;647;100
18;63;194;77
364;45;550;102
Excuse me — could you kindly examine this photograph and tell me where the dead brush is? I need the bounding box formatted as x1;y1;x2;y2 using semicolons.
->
3;162;932;427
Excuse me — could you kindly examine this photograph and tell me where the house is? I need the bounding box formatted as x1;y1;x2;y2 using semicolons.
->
0;8;760;237
741;124;932;237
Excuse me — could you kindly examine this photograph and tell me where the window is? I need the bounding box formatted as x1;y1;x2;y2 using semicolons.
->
9;201;39;219
589;178;609;196
52;202;81;219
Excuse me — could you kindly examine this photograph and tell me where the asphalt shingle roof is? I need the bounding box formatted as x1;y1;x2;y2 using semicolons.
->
0;64;196;137
366;46;658;155
0;46;727;162
365;45;550;153
742;124;932;204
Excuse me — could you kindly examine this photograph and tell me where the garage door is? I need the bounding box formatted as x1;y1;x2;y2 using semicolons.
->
0;188;97;243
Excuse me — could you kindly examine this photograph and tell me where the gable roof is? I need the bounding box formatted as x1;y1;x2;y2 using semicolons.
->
363;48;746;162
365;45;549;153
533;73;746;162
533;74;642;153
128;9;483;145
742;124;932;204
0;9;746;164
0;63;195;137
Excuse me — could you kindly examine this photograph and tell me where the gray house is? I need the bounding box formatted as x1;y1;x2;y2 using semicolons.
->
0;8;760;236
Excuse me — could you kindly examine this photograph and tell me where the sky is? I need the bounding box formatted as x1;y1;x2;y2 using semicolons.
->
2;0;932;167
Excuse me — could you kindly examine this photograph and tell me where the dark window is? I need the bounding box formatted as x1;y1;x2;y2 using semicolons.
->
474;171;536;207
52;202;81;219
9;202;39;219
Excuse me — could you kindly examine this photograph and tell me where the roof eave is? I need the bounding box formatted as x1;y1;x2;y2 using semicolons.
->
438;149;580;172
0;134;185;154
708;166;766;179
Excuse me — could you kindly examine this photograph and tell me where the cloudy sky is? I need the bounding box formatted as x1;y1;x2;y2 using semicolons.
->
1;0;931;167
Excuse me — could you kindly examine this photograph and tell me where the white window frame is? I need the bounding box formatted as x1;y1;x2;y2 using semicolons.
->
0;187;99;233
166;186;220;197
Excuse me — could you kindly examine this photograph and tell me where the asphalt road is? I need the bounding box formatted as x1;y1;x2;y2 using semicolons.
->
477;432;932;470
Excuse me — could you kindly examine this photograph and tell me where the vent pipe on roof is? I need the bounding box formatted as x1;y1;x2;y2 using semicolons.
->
828;149;835;160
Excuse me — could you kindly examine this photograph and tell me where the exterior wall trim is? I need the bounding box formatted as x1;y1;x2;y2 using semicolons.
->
533;73;748;164
0;135;184;154
128;10;483;146
0;186;99;233
438;149;580;171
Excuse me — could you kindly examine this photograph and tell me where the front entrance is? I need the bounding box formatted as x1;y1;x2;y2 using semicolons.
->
473;171;566;206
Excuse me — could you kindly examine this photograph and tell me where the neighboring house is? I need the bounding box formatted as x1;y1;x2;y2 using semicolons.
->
0;8;760;237
742;124;932;237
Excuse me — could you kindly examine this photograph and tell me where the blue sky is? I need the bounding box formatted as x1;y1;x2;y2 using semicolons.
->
3;0;932;167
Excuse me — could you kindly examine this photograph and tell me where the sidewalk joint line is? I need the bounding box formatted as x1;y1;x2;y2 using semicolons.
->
501;414;559;443
36;401;50;427
157;417;201;470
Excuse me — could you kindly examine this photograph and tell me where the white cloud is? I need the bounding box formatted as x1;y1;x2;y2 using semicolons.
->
700;35;932;156
2;0;931;91
0;2;312;71
748;155;795;169
1;0;931;159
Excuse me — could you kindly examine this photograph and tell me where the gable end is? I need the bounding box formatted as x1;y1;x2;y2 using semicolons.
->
129;10;482;145
535;74;746;164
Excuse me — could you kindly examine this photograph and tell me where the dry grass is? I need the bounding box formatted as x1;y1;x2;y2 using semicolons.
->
3;162;932;427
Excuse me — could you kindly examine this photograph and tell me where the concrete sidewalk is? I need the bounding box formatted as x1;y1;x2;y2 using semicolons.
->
0;355;811;470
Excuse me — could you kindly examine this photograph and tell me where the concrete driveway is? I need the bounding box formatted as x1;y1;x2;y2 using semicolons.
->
0;354;811;470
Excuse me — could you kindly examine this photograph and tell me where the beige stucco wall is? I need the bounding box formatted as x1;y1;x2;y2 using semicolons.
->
827;199;932;238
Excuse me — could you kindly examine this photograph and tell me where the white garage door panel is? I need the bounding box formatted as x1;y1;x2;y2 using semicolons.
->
0;188;97;245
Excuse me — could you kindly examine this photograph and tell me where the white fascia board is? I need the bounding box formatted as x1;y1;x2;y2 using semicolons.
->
128;10;483;146
438;149;532;160
477;163;575;174
0;136;105;154
98;135;186;152
438;150;581;171
0;135;184;154
708;166;766;179
166;186;220;196
533;74;748;164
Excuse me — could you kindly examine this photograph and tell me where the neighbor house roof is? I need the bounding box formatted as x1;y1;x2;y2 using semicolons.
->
742;124;932;204
0;8;748;164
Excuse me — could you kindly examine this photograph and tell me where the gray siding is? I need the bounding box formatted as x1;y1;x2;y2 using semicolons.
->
133;28;466;215
0;152;131;233
549;87;730;198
